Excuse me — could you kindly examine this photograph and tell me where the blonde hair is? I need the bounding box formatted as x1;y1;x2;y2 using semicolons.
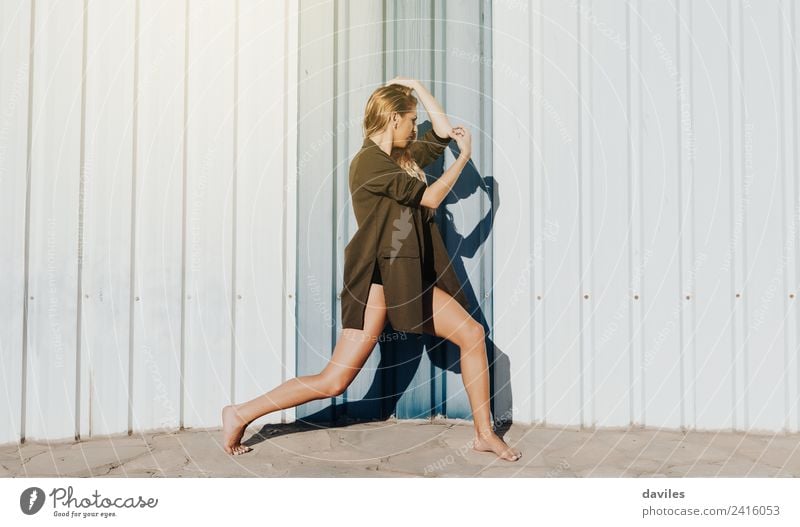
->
363;84;427;184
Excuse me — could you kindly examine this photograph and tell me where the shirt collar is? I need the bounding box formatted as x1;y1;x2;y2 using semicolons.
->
362;136;391;158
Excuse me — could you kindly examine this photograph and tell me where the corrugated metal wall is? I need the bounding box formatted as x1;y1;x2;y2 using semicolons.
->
492;0;800;433
295;0;494;422
4;0;798;444
0;0;298;444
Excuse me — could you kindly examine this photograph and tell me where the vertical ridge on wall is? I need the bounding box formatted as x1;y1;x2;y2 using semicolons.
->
26;0;85;442
131;0;185;435
233;0;297;429
0;0;33;445
284;0;299;425
331;0;343;414
691;0;736;432
183;0;236;428
80;0;136;440
778;0;798;434
230;0;239;406
296;0;336;422
492;0;534;425
741;0;787;433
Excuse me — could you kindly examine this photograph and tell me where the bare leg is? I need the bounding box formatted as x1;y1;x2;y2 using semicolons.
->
222;284;388;455
422;285;521;461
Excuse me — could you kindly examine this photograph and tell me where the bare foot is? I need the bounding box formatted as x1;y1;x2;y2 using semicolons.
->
222;405;253;455
472;431;521;461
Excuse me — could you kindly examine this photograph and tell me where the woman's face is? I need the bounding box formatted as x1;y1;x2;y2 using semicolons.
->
392;107;418;148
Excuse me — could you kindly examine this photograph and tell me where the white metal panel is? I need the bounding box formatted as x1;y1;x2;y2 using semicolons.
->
234;0;293;427
637;1;683;429
492;0;798;433
25;0;84;442
283;0;299;425
0;0;31;445
131;0;186;434
691;0;736;431
541;0;582;426
183;0;236;428
80;0;135;439
786;0;800;433
585;0;632;428
741;0;786;433
296;0;336;421
491;0;534;424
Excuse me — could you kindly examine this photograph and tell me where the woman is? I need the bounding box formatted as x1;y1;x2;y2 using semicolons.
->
222;77;521;462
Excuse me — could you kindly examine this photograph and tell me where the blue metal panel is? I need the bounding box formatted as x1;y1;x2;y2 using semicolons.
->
297;0;493;423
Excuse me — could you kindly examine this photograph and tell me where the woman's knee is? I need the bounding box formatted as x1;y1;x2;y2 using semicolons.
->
456;321;485;349
315;372;351;398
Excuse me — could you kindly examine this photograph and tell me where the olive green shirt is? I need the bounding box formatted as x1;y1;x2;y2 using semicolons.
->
340;127;471;334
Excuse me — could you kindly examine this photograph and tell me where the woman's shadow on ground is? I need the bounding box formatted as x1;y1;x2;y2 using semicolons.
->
246;122;514;446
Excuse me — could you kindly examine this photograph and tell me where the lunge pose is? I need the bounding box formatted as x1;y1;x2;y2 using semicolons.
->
222;76;521;462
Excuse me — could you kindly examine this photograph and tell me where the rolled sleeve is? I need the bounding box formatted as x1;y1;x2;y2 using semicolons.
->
360;154;428;208
408;127;451;168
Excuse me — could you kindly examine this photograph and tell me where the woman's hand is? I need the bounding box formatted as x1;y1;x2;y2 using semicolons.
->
449;126;472;159
385;75;418;90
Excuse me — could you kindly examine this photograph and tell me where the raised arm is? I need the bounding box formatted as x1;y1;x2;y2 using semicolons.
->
384;76;453;137
409;80;452;138
419;126;472;209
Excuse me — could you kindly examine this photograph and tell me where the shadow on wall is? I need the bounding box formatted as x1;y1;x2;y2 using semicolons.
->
259;121;514;440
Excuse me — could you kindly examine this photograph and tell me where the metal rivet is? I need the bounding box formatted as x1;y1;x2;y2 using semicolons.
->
135;296;140;301
84;294;89;298
583;293;589;299
29;296;34;300
685;295;691;300
736;293;741;298
790;293;795;299
537;295;541;300
237;294;242;299
634;294;639;300
288;294;293;298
